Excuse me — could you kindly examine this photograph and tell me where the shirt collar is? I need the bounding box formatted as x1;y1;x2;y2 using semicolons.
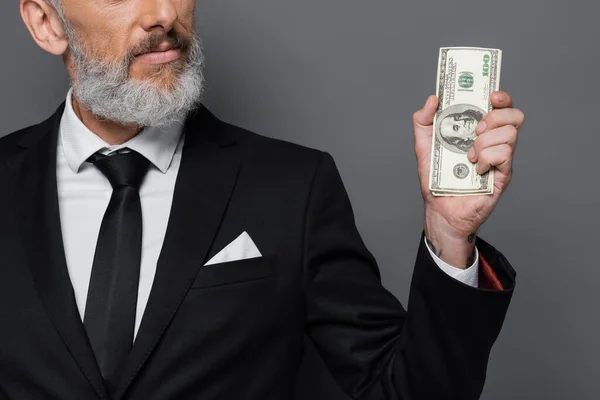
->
59;88;184;174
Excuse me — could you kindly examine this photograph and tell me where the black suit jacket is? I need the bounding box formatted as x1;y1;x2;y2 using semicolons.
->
0;103;516;400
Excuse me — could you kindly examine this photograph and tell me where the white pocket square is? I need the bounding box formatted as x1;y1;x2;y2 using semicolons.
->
204;231;262;266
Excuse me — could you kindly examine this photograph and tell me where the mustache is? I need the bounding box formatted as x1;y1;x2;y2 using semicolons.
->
128;30;193;60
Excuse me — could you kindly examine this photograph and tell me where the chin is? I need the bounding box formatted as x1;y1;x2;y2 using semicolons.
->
131;67;180;85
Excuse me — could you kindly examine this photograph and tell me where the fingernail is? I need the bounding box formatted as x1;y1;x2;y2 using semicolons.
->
497;93;505;103
467;148;476;161
476;121;486;133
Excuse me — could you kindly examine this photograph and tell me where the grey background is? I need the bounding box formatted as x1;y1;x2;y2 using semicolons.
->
1;0;598;399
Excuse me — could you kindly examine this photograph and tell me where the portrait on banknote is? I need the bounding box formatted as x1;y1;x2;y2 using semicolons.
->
436;104;485;154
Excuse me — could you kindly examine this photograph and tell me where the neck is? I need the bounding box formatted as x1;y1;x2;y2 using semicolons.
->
71;95;143;145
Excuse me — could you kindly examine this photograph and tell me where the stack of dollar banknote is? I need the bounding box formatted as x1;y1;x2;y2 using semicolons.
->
429;47;502;196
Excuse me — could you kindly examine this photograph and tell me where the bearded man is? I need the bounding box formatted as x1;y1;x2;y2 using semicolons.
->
0;0;525;399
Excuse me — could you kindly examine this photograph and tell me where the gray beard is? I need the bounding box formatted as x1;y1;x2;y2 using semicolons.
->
58;8;204;127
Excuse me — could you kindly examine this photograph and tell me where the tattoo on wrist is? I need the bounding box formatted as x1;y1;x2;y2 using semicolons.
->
426;238;443;258
468;233;476;244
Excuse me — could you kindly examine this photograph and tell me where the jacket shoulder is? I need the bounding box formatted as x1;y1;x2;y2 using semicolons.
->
0;124;40;159
0;103;64;160
205;108;326;169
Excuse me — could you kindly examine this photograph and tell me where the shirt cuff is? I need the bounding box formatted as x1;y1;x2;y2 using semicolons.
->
424;236;479;287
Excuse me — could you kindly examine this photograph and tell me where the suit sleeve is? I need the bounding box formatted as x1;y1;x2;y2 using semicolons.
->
302;152;516;400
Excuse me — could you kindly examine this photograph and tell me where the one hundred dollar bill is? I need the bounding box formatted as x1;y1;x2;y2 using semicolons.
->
429;47;502;196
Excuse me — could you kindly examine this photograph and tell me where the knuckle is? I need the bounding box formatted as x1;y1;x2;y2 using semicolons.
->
412;111;420;123
473;137;486;153
478;147;491;161
499;144;513;159
484;112;497;127
517;109;525;125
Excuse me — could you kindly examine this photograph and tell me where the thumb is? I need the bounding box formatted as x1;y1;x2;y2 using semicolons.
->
413;95;438;128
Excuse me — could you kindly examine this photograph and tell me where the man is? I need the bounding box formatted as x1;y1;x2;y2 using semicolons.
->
0;0;524;399
438;106;485;153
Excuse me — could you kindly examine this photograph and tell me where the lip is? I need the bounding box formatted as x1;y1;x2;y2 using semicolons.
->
136;48;181;64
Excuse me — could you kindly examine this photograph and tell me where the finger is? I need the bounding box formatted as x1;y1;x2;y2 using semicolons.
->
476;108;525;134
412;95;439;127
475;144;513;176
468;125;518;162
490;91;513;109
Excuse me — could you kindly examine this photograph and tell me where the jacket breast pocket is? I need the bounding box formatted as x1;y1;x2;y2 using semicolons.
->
190;255;276;289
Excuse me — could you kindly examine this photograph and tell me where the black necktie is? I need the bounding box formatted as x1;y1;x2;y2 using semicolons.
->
83;150;150;395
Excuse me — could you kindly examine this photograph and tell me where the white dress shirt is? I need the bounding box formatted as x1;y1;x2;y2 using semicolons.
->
57;89;185;339
426;238;479;287
56;89;479;341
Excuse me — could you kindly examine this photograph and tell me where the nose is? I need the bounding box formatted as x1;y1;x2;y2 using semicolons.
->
141;0;178;32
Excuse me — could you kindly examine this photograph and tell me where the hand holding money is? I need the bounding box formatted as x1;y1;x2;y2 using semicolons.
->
412;48;524;269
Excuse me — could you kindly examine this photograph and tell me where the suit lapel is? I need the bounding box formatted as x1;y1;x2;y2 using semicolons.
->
6;103;109;399
115;107;241;399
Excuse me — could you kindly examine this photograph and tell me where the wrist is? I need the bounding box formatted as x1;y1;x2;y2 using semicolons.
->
424;211;477;270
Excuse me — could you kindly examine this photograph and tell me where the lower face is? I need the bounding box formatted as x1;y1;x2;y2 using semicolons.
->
128;44;189;90
72;26;195;91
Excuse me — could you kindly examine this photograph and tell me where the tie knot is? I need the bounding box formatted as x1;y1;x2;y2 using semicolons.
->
88;150;151;189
